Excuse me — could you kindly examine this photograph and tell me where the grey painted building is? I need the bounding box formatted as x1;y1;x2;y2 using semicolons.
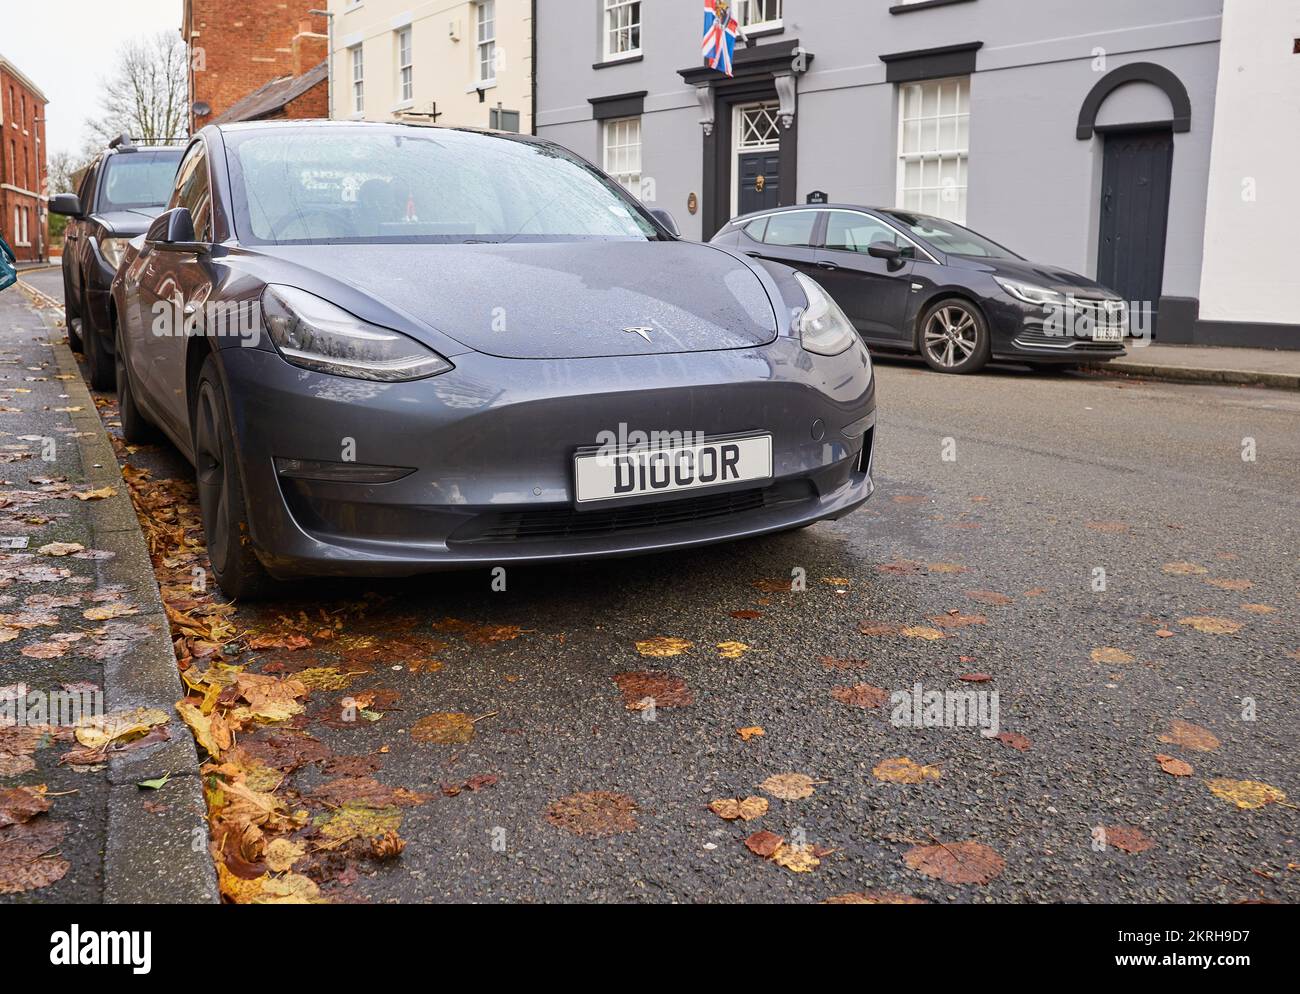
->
537;1;1300;348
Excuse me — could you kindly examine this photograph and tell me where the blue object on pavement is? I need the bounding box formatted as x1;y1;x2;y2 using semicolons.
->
0;235;16;293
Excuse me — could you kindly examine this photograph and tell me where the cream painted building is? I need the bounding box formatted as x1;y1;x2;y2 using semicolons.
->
328;0;533;132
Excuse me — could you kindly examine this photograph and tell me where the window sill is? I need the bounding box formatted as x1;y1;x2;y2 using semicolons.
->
743;23;784;41
890;0;976;13
467;80;497;93
392;100;414;112
595;52;643;69
348;112;365;120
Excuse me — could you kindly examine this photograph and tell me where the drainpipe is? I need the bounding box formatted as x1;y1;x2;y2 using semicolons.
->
530;0;538;135
310;8;335;119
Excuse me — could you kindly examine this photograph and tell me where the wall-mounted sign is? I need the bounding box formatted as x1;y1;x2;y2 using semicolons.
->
687;193;699;215
807;190;829;204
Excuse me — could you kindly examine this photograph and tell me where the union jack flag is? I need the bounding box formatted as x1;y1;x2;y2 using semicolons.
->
702;0;739;77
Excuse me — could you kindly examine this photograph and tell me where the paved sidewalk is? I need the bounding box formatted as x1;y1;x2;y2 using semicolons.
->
1088;343;1300;390
0;284;214;903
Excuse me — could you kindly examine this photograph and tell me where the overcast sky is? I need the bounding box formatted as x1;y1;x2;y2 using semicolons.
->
1;0;179;158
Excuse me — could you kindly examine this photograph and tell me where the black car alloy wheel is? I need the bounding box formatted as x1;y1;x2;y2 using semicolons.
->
920;299;991;374
193;357;273;599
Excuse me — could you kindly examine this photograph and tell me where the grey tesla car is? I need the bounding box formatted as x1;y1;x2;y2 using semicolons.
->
110;122;876;598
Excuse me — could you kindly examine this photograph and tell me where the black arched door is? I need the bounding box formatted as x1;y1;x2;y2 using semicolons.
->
1097;128;1173;331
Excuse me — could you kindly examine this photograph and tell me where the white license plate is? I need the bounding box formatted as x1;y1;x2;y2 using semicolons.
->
574;435;773;504
1092;325;1123;342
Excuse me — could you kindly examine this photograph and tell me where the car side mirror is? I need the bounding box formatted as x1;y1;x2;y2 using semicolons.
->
146;207;208;254
49;193;83;218
866;240;904;263
648;208;681;238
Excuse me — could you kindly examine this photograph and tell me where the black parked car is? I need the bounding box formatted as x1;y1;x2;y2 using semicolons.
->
711;205;1128;374
49;135;183;388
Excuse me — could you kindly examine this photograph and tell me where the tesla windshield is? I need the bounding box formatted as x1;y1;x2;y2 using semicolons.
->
223;126;663;245
882;211;1021;260
100;150;182;211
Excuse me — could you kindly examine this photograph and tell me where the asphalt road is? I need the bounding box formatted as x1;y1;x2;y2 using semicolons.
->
24;265;1299;903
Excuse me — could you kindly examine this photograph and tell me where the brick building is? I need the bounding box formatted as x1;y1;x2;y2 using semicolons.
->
182;1;329;131
0;52;48;263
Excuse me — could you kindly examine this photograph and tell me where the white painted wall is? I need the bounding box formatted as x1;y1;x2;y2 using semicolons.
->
1198;0;1300;324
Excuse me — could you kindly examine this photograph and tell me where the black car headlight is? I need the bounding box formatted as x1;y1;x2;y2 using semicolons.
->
794;272;856;357
261;285;452;382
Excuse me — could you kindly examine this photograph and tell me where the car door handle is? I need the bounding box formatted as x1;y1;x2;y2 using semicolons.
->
744;251;762;258
817;262;839;271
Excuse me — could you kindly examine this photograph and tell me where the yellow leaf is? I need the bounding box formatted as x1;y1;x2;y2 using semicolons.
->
410;712;475;744
737;726;765;741
1178;616;1243;635
295;667;354;691
255;873;322;904
772;843;821;872
1206;779;1287;810
1163;561;1208;575
176;699;234;758
82;602;139;621
708;796;769;821
635;636;693;658
1091;647;1135;664
71;486;116;501
317;803;403;849
872;757;941;784
74;707;168;750
901;626;946;641
716;640;749;659
264;838;307;872
760;772;817;801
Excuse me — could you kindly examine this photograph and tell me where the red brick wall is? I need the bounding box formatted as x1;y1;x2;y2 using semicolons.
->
0;64;48;263
281;81;329;121
185;1;327;131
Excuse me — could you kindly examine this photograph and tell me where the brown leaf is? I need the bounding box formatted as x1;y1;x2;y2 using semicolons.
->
965;590;1013;606
744;830;784;857
824;891;928;904
959;672;992;683
1155;754;1193;777
708;796;769;821
1157;719;1220;752
830;683;888;708
903;840;1005;885
730;610;763;620
1205;577;1252;591
1178;616;1243;635
858;620;901;636
1163;561;1208;576
1104;826;1154;854
0;786;50;828
369;829;406;860
1090;647;1135;664
545;791;638;837
410;712;476;745
993;731;1031;751
760;772;817;801
0;820;69;894
876;558;924;576
612;671;694;709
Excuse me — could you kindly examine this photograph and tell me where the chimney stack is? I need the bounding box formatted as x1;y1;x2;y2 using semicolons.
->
292;17;328;77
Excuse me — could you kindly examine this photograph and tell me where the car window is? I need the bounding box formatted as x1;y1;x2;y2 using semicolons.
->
882;211;1020;260
742;217;768;242
223;127;663;245
168;145;214;241
99;151;182;212
76;164;98;211
762;212;816;248
824;213;900;254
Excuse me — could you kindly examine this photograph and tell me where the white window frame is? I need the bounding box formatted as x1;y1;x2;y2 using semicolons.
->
396;27;413;105
475;1;497;86
736;0;782;31
350;45;365;116
896;75;970;224
603;116;643;198
21;207;28;246
603;0;642;62
13;206;21;246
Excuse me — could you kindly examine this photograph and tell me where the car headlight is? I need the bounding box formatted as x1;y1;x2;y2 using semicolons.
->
98;237;129;270
994;277;1065;308
261;285;453;382
794;272;856;356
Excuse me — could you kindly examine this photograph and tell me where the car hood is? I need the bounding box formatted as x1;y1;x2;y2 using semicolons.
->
97;207;167;237
948;256;1121;298
251;241;780;360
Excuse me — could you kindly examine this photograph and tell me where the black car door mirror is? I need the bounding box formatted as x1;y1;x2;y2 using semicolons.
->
866;240;904;263
146;207;208;254
49;193;83;218
648;208;681;238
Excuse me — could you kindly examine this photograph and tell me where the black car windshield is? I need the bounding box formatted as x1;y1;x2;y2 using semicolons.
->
99;150;182;211
881;211;1021;260
223;126;664;244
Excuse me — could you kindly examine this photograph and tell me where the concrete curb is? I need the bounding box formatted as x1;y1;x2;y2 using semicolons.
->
22;282;218;905
1085;358;1300;391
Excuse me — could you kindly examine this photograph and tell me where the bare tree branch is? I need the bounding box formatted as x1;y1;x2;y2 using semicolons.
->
85;31;188;146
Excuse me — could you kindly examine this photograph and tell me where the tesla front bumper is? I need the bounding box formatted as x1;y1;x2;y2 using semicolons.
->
217;338;877;578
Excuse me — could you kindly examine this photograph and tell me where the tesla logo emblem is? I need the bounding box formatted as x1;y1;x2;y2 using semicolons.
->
624;326;653;343
755;175;766;193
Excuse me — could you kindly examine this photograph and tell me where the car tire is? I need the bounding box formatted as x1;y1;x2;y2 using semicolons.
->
63;282;83;353
114;319;160;445
919;299;991;375
193;356;275;600
82;292;115;391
